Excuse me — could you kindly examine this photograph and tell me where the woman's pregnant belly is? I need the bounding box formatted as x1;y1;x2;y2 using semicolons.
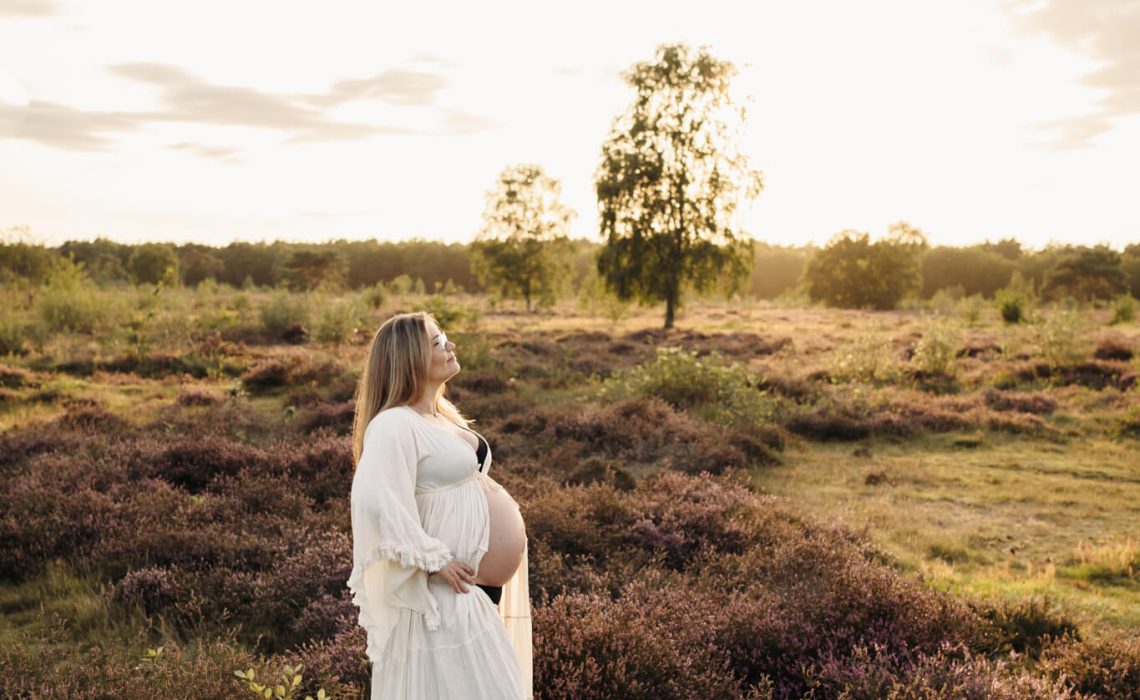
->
475;478;526;586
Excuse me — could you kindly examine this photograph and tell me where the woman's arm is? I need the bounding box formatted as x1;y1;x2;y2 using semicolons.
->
351;409;453;573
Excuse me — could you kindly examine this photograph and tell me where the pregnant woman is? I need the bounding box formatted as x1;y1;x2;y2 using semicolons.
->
348;311;532;699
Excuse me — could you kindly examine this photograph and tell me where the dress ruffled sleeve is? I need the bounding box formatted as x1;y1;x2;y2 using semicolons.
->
347;408;454;663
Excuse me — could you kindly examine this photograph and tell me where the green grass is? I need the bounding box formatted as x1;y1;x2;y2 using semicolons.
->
750;432;1140;633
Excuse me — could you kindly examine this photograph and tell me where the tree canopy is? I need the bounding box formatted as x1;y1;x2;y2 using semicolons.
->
469;163;575;311
804;224;927;310
595;43;763;329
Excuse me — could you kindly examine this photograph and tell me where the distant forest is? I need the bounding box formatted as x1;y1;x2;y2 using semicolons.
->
2;236;1139;304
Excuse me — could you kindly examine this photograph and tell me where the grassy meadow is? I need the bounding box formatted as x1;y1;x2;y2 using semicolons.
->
1;282;1139;698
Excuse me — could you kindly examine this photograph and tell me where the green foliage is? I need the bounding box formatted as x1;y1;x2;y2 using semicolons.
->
603;346;778;429
1109;295;1136;325
920;246;1014;299
471;163;575;311
827;332;899;384
0;239;58;286
1035;309;1087;370
36;255;103;334
911;320;960;377
958;294;985;327
0;309;29;356
994;270;1035;324
126;283;164;362
577;268;632;322
388;274;413;295
927;286;964;316
260;289;311;336
804;224;927;310
595;43;762;329
313;296;365;344
127;243;179;286
423;294;479;331
278;248;348;292
234;663;327;700
1042;245;1127;302
361;282;386;309
59;236;131;284
748;244;810;300
178;243;225;286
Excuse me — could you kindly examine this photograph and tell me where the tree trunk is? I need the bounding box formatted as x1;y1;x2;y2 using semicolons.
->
664;293;675;329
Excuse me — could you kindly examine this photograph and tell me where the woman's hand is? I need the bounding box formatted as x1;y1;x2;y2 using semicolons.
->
430;560;477;594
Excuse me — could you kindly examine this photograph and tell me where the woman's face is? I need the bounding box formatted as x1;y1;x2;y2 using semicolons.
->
425;319;459;383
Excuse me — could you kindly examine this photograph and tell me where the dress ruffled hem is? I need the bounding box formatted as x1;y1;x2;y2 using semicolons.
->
347;540;454;661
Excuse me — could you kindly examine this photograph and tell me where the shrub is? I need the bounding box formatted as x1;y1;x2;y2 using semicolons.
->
36;258;103;334
1093;338;1134;361
112;566;180;614
313;297;364;344
958;294;985;327
0;310;30;356
361;281;386;309
1035;309;1088;370
604;346;778;430
1039;633;1140;698
994;271;1035;325
1110;294;1136;325
534;584;744;700
241;357;297;391
260;289;310;337
982;388;1057;414
175;386;226;407
911;320;960;377
423;294;478;330
826;332;899;384
971;596;1080;659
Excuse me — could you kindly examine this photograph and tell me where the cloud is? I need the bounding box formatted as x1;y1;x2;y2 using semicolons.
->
0;0;58;17
0;100;141;150
444;109;498;134
313;68;449;107
111;62;406;139
1006;0;1140;149
1;61;488;154
168;142;242;164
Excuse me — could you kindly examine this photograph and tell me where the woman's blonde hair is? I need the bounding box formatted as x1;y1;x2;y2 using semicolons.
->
351;311;467;466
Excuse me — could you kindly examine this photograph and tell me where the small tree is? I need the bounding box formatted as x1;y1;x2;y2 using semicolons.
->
803;224;926;310
127;243;179;286
278;249;348;292
1041;245;1127;302
470;163;575;311
595;43;763;329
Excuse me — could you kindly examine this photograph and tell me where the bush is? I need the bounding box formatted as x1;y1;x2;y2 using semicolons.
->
313;297;364;344
826;333;899;384
423;294;478;330
995;271;1035;324
996;288;1029;324
1039;633;1140;698
604;347;778;429
36;258;103;334
260;289;310;337
1110;294;1136;325
362;282;386;309
911;321;960;377
971;596;1080;659
1035;309;1087;369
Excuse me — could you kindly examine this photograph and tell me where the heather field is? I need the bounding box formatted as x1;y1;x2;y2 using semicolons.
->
2;287;1139;698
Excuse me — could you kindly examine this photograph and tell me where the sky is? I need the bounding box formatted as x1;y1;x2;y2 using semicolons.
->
1;0;1138;251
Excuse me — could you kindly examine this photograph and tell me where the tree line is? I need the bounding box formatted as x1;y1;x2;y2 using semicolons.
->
3;233;1136;305
3;43;1138;327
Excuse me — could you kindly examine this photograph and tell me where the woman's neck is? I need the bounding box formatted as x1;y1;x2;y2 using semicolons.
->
408;384;443;417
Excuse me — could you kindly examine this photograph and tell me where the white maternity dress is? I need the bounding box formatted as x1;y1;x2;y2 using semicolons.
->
348;405;533;700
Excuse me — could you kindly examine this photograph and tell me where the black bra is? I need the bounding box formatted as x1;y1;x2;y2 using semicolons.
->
474;434;488;472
